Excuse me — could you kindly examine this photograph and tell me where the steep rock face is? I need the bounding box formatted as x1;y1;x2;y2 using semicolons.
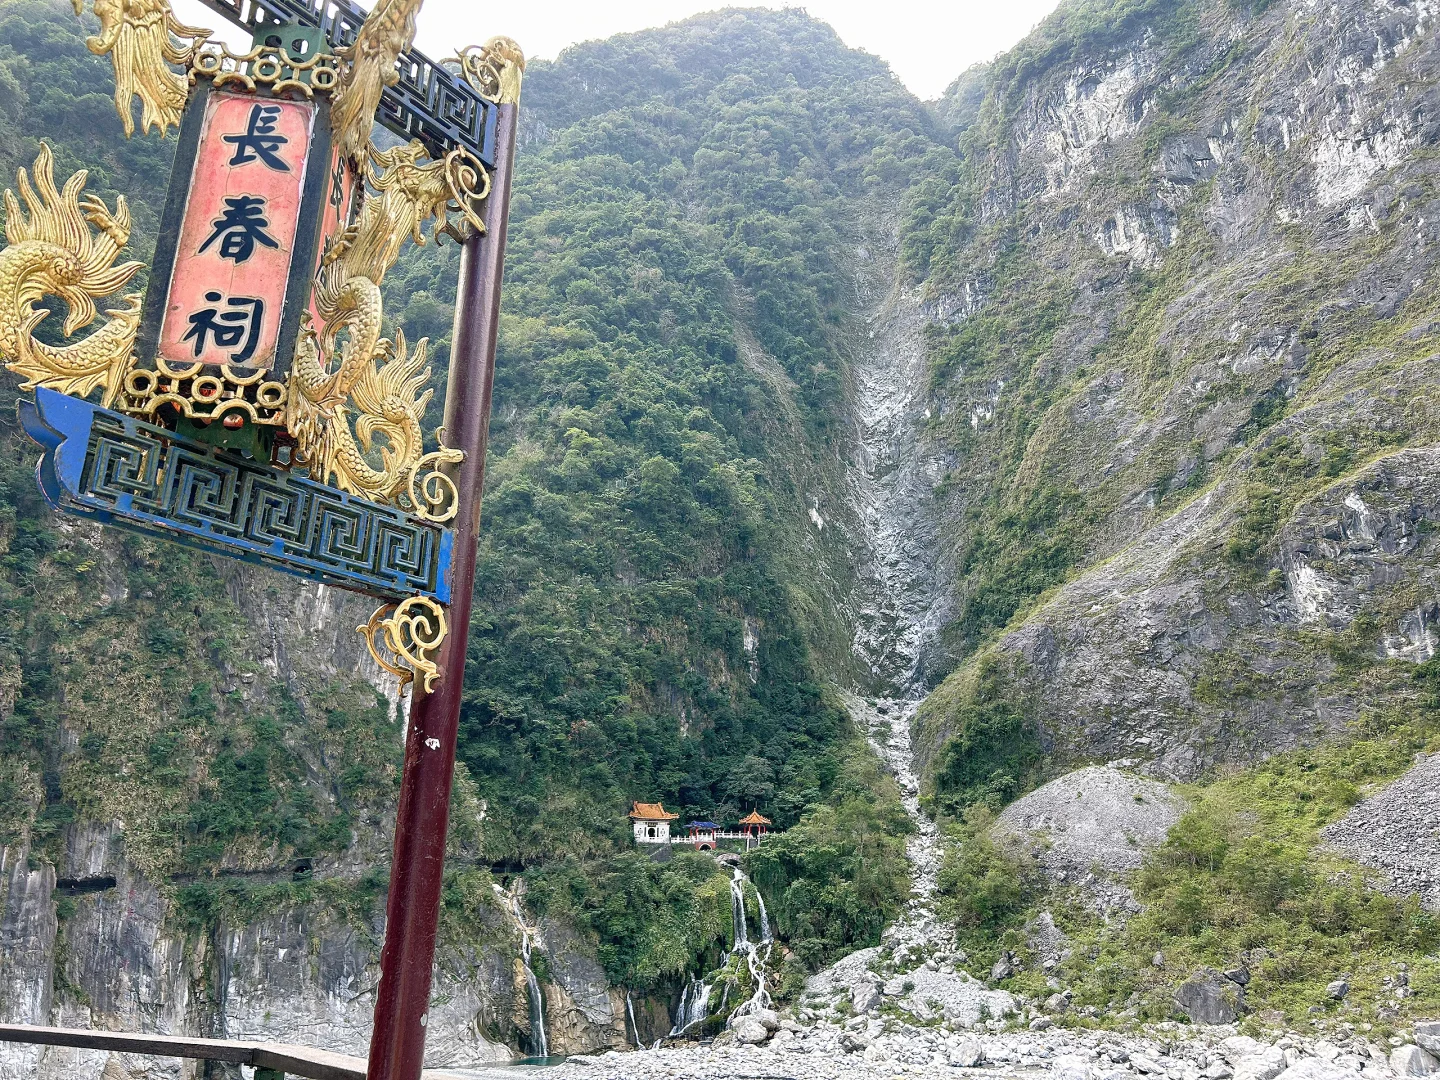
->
0;566;530;1077
914;0;1440;787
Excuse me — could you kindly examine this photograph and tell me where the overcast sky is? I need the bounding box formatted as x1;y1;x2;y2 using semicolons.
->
170;0;1064;101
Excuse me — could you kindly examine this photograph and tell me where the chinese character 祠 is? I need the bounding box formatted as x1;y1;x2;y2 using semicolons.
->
182;292;266;364
223;103;291;171
200;196;280;264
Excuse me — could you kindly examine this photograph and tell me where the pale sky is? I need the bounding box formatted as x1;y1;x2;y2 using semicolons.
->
170;0;1064;101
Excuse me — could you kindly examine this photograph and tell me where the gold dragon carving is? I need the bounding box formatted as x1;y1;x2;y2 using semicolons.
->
287;140;478;507
71;0;211;137
0;144;142;406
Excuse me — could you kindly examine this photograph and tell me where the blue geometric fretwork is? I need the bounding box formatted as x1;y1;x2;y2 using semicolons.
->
19;387;452;603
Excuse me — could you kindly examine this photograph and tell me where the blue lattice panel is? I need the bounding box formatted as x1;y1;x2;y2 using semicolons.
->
20;388;452;603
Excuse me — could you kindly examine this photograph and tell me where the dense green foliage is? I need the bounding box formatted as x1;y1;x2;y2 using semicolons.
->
747;748;913;967
415;13;940;885
934;805;1042;962
928;657;1043;813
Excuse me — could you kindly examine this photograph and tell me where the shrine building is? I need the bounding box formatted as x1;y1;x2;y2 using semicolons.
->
629;802;679;844
686;821;719;849
739;810;772;838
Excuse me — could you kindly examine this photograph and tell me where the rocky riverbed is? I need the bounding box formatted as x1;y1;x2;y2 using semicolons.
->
453;1019;1440;1080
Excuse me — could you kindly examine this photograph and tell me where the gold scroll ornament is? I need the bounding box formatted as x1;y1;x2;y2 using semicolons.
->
449;36;526;105
358;596;449;693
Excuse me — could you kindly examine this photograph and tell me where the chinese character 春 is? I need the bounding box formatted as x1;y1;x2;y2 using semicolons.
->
182;292;265;364
330;158;346;209
223;103;291;171
199;196;279;264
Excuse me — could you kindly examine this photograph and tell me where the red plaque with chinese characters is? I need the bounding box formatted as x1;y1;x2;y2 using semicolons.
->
157;92;316;371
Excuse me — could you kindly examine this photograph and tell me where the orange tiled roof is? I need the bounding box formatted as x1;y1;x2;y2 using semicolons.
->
629;802;678;821
738;810;772;825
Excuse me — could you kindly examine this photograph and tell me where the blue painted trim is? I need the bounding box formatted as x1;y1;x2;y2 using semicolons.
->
21;389;454;604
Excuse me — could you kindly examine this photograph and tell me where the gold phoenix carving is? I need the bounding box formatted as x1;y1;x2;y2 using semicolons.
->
72;0;211;137
0;144;141;406
359;596;449;693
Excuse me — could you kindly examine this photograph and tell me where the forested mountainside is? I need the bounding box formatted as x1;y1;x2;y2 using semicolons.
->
1;0;1439;1071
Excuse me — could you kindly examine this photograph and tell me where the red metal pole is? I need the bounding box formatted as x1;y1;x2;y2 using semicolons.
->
365;101;518;1080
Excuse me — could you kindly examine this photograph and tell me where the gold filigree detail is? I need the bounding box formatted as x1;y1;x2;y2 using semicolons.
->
289;140;483;504
0;144;142;407
190;41;340;97
331;0;424;164
448;37;526;105
119;357;289;425
72;0;211;137
402;445;464;522
358;596;448;693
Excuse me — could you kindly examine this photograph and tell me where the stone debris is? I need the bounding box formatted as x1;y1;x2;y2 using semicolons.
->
1324;752;1440;911
994;765;1185;913
503;1023;1437;1080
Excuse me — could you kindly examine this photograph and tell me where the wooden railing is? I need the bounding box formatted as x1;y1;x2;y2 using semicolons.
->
0;1024;481;1080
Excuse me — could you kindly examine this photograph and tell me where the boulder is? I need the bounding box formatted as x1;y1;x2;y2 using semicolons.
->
732;1017;769;1045
1235;1048;1288;1080
752;1008;780;1031
1176;969;1245;1024
949;1037;986;1067
1053;1054;1096;1080
1326;979;1350;1001
1274;1061;1364;1080
1392;1046;1440;1077
839;1030;870;1053
851;983;880;1013
1417;1023;1440;1056
1223;1037;1265;1060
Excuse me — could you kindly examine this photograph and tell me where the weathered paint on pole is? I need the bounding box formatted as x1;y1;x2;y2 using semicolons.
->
365;99;518;1080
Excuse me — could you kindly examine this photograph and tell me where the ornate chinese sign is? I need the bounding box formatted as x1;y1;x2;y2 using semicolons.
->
2;5;524;1077
0;0;523;692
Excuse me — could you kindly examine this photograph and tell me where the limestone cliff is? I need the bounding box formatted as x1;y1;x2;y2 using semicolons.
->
907;0;1440;791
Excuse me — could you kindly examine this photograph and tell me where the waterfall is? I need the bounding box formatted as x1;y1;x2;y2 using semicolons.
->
729;867;749;947
496;881;551;1061
521;929;549;1059
626;991;639;1047
667;977;712;1036
662;866;774;1043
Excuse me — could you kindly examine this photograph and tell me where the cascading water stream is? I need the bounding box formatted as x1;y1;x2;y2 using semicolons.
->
496;882;552;1060
626;990;640;1048
520;929;549;1059
729;867;748;947
665;866;773;1040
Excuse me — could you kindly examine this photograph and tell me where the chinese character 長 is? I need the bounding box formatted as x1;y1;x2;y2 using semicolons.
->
200;196;279;264
223;103;291;171
182;292;266;364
